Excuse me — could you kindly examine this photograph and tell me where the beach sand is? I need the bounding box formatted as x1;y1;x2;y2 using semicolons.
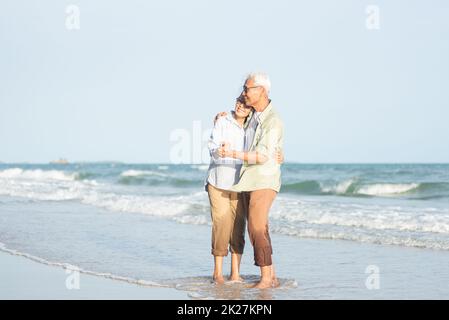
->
0;250;188;300
2;214;449;299
1;195;449;300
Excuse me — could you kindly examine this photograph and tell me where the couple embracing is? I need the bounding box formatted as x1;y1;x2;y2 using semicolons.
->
204;72;284;289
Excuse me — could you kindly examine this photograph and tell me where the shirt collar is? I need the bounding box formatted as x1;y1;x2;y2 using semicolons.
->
256;100;273;123
227;111;245;128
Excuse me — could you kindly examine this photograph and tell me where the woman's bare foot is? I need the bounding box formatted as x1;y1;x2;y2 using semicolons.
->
228;275;244;282
213;275;225;285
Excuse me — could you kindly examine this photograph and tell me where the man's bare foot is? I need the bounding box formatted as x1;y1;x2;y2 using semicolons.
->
271;277;280;288
213;275;225;285
252;279;273;289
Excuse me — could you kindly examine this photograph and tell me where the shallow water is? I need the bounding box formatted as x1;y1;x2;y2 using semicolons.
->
1;162;449;299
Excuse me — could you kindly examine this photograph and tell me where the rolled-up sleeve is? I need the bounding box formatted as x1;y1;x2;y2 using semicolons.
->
208;118;224;162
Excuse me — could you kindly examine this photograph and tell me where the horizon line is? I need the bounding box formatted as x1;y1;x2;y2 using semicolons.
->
1;161;449;165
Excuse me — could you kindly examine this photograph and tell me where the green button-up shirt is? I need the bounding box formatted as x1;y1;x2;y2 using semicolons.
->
231;102;284;192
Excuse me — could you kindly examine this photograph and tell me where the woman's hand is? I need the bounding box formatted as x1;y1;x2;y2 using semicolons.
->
217;142;230;158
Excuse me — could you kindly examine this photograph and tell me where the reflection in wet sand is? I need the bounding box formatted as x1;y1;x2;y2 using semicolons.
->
162;275;298;300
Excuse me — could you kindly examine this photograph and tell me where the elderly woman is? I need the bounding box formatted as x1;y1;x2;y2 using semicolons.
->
205;96;251;284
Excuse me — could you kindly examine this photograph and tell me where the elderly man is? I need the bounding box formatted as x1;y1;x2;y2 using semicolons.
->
217;72;284;289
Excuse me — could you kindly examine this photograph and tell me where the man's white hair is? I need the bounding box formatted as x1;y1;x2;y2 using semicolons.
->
246;72;271;94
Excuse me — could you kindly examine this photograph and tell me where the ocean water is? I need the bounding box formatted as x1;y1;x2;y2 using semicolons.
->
1;162;449;299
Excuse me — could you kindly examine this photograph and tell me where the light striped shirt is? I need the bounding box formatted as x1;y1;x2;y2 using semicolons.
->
205;111;246;191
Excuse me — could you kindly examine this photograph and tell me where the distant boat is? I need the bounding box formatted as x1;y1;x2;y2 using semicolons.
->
50;158;69;164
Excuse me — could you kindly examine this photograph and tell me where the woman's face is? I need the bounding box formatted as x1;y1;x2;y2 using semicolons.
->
234;100;252;118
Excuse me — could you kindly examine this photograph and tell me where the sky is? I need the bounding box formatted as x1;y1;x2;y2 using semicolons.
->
1;0;448;164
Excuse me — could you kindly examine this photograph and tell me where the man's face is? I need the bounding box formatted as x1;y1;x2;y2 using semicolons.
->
242;79;264;107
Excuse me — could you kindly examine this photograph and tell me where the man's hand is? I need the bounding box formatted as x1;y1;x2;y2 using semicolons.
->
276;150;284;164
214;112;228;125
